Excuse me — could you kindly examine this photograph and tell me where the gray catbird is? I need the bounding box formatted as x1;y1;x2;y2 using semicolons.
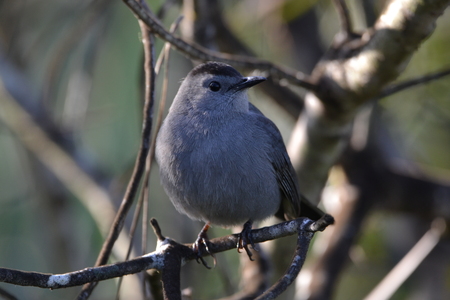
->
156;62;329;261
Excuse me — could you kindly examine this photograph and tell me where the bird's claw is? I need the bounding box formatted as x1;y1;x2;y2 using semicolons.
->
192;223;217;269
237;220;258;261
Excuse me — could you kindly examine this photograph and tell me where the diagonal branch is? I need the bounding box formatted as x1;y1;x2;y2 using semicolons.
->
77;4;157;299
364;218;447;300
184;0;305;118
333;0;354;37
377;68;450;99
121;0;317;91
289;0;450;202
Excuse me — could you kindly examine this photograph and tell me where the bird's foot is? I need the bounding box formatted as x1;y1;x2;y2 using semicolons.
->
237;220;258;261
192;223;216;269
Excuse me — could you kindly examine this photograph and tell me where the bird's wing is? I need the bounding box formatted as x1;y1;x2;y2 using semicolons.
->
249;103;301;220
249;103;325;221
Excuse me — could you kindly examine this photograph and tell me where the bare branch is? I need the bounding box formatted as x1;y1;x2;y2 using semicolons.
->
92;2;155;268
0;250;167;289
185;0;305;118
0;217;333;290
77;5;157;299
365;218;447;300
121;0;317;91
377;68;450;99
289;0;450;202
333;0;354;37
141;17;182;299
256;229;314;300
149;219;165;242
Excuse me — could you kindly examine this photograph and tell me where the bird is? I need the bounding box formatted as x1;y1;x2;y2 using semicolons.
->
155;61;330;264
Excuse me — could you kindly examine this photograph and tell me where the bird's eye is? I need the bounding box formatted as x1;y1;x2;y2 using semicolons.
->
209;81;221;92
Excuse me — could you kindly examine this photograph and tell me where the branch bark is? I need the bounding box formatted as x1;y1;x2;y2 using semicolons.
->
121;0;316;91
77;4;157;298
0;217;332;294
288;0;450;202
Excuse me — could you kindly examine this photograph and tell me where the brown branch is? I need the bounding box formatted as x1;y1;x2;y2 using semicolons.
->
138;0;156;266
144;15;182;300
121;0;317;91
333;0;354;37
144;13;183;254
289;0;450;203
365;218;446;300
307;107;450;299
77;6;157;299
377;68;450;99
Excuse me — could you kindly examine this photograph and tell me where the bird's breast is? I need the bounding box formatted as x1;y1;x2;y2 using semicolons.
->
157;113;281;226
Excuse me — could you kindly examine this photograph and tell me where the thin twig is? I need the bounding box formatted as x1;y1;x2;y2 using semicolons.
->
187;0;305;117
364;218;447;300
121;0;317;91
256;221;314;300
333;0;354;37
138;0;155;263
76;7;156;300
117;13;181;300
376;68;450;99
142;13;182;257
114;190;144;300
150;218;165;242
156;0;178;19
137;3;169;298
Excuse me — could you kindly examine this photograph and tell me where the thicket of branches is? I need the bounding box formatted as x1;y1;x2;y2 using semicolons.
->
0;0;449;299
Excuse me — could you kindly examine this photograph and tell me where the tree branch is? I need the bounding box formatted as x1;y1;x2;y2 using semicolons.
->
77;4;157;298
255;228;314;300
121;0;317;91
333;0;354;37
377;68;450;99
364;218;447;300
0;217;333;291
288;0;450;202
182;0;305;118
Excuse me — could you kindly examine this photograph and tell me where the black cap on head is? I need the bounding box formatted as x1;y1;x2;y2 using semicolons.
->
190;62;242;78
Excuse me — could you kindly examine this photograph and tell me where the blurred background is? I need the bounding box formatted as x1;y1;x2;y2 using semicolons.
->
0;0;449;299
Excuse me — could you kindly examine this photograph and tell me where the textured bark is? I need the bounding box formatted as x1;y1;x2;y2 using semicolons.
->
289;0;450;202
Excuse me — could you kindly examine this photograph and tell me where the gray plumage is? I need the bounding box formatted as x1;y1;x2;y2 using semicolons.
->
156;62;306;228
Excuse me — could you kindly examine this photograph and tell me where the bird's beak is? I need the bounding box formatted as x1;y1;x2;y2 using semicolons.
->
233;76;266;91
